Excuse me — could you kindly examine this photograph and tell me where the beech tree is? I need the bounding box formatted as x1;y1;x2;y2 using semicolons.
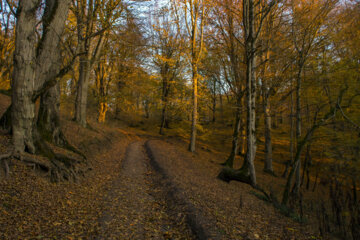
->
213;0;246;168
0;0;88;181
12;0;71;154
218;0;277;187
94;41;112;123
259;4;287;174
241;0;277;186
176;0;209;152
288;0;337;195
72;0;123;127
152;4;183;135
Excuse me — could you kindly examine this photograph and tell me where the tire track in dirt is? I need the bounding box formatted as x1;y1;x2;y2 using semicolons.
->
145;140;223;240
97;141;195;239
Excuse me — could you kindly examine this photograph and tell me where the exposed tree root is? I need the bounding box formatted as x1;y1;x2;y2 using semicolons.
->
34;137;87;182
57;131;87;160
0;136;88;182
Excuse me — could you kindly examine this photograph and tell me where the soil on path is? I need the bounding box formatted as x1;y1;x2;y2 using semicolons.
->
97;141;195;239
145;139;322;240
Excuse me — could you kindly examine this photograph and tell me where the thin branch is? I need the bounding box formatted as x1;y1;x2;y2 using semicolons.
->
338;104;360;130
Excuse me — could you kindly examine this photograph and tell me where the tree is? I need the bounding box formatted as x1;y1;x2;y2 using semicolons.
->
241;0;276;186
217;0;277;187
258;4;287;174
72;0;123;127
152;4;183;135
282;87;347;205
0;0;86;181
94;41;112;123
12;0;71;154
177;0;209;152
213;0;246;168
288;0;337;195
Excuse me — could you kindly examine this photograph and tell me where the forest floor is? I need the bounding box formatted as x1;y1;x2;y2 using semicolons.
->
0;94;329;239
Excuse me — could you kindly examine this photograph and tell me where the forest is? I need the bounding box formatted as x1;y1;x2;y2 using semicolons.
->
0;0;359;239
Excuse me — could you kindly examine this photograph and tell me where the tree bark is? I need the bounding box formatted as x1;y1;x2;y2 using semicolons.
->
12;1;41;154
160;74;170;135
223;97;242;168
263;94;273;173
243;0;257;187
239;114;246;156
37;82;63;145
73;0;107;128
293;65;303;195
75;53;91;127
12;0;71;154
98;102;108;123
186;0;206;153
282;127;313;205
301;143;311;188
212;79;216;123
282;87;294;178
189;66;198;152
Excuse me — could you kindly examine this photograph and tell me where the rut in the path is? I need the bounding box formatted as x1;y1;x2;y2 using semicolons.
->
97;141;194;240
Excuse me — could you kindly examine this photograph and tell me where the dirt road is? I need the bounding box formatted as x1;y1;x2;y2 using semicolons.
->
97;141;195;239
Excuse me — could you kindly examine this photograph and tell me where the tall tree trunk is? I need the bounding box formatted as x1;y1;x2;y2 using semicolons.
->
98;102;108;123
263;94;273;173
245;51;257;187
144;100;150;119
159;102;168;135
212;97;216;123
293;66;303;195
239;115;246;157
283;87;294;178
189;66;198;152
244;0;257;187
212;80;216;123
160;75;170;135
75;53;91;127
223;97;242;168
301;143;311;187
219;93;224;123
12;1;39;154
